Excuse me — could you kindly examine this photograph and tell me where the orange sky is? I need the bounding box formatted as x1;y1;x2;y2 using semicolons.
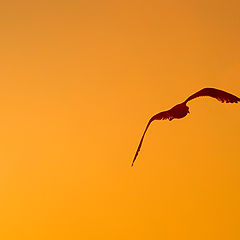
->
1;0;240;239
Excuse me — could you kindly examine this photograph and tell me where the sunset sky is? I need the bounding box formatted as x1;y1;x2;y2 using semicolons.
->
1;0;240;239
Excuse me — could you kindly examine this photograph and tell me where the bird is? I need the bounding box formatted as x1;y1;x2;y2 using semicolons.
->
131;87;240;167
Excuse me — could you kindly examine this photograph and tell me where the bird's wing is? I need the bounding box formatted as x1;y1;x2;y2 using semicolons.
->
131;110;173;167
184;88;240;103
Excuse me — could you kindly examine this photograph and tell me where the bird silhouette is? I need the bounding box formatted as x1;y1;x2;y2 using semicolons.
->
131;88;240;167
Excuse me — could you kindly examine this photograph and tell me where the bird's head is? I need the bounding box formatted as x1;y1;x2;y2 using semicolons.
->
178;103;190;113
171;102;190;118
180;103;190;114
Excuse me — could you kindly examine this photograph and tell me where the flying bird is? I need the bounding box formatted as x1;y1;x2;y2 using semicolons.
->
131;88;240;167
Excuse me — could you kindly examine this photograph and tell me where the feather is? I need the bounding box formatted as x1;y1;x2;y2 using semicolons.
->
184;88;240;103
131;111;173;166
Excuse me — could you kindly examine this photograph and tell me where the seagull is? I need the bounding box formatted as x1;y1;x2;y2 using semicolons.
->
131;88;240;166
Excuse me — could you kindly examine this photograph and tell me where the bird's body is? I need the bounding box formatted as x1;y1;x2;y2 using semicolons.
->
131;87;240;166
168;103;190;120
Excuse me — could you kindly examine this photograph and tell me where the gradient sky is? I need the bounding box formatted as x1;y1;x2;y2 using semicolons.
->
1;0;240;239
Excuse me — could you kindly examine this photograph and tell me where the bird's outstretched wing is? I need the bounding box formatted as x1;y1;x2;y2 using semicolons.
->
184;88;240;103
131;110;173;167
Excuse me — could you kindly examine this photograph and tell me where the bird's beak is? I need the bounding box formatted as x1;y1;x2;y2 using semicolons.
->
188;110;190;113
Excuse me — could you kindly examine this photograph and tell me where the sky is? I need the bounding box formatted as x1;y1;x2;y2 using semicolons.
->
1;0;240;239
